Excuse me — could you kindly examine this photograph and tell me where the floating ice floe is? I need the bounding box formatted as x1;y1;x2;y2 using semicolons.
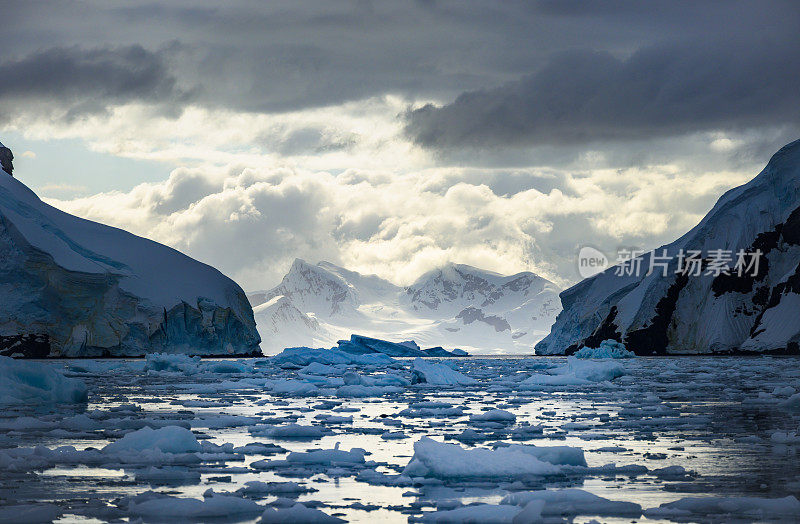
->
286;443;366;465
0;356;87;405
644;495;800;520
411;358;477;386
125;490;264;520
0;503;62;524
521;357;625;386
573;339;635;359
259;502;344;523
417;503;521;523
502;488;642;518
403;437;585;479
271;347;396;368
102;426;202;454
469;409;517;423
249;423;326;439
238;480;317;496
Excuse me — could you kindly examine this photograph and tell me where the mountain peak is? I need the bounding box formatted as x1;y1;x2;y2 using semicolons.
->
537;138;800;356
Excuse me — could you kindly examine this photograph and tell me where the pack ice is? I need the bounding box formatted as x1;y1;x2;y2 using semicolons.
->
0;148;260;357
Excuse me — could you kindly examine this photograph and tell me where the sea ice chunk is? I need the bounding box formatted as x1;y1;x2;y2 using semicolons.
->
403;438;584;479
260;503;344;523
420;504;521;523
0;357;87;405
573;339;634;359
502;489;642;517
469;409;516;423
522;357;625;386
127;491;263;519
103;426;202;454
411;358;477;386
644;495;800;519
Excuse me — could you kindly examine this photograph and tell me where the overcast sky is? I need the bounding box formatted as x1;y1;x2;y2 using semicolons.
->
2;0;799;290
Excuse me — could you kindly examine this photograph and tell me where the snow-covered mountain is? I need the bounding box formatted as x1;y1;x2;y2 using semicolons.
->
537;139;800;355
250;259;561;354
0;145;260;358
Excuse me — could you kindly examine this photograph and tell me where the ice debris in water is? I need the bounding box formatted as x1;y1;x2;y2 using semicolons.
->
403;437;585;479
573;339;634;359
522;356;626;386
102;426;202;454
643;495;800;520
0;356;87;404
260;502;345;523
125;491;264;520
411;358;477;385
271;347;396;368
502;488;642;518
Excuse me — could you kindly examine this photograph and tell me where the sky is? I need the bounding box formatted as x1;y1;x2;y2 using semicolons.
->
2;0;799;291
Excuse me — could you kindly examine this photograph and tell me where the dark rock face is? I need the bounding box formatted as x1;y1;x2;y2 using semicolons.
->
455;306;512;332
537;139;800;356
0;147;12;176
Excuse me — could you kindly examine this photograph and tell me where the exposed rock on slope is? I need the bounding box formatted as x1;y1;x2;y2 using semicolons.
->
0;146;260;358
537;139;800;355
0;141;12;176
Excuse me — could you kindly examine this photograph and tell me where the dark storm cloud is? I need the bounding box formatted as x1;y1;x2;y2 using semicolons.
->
2;0;799;142
405;37;800;149
0;45;185;119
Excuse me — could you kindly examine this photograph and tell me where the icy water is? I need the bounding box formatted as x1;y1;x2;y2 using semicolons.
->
3;355;800;523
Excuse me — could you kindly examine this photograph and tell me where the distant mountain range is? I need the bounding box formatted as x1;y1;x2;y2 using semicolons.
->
249;259;562;355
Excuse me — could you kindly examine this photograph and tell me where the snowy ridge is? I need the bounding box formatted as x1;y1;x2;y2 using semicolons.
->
0;153;260;357
250;260;561;355
537;139;800;355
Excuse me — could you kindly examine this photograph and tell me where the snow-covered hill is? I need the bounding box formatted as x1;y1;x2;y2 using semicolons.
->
537;139;800;355
0;146;260;358
250;259;561;355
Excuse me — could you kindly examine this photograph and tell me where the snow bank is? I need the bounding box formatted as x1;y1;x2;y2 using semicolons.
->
403;438;584;479
522;357;625;386
0;356;87;404
411;358;477;386
573;339;634;359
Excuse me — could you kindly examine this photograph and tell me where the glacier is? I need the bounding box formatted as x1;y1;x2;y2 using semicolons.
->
538;139;800;355
0;148;260;357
